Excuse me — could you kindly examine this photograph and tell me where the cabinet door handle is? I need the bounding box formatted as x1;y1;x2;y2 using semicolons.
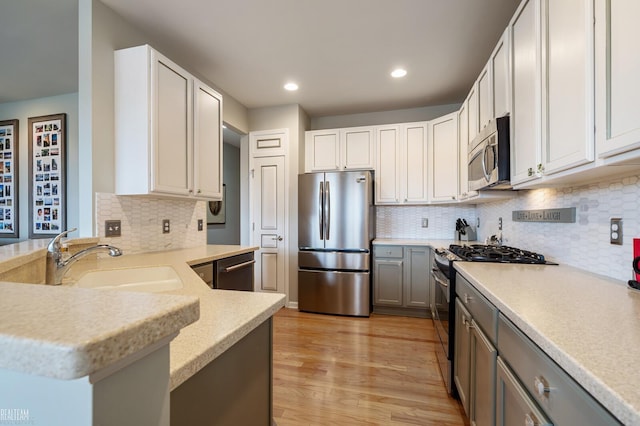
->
525;413;538;426
464;293;473;304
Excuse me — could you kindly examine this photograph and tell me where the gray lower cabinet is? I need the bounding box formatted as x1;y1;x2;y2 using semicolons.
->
455;273;623;426
454;299;472;416
373;245;431;317
170;318;273;426
496;357;552;426
498;314;622;426
470;319;497;426
456;274;498;426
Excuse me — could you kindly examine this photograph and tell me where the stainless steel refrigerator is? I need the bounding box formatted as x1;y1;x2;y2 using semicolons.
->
298;171;374;317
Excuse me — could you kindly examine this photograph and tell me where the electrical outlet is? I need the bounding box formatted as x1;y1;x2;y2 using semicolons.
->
498;217;503;230
163;219;171;234
610;218;622;245
198;219;203;231
105;220;121;237
421;218;428;228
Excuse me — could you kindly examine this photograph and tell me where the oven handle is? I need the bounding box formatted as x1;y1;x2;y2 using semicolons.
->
431;267;449;288
222;260;256;273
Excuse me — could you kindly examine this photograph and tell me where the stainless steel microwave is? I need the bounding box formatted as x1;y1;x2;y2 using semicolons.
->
468;116;511;191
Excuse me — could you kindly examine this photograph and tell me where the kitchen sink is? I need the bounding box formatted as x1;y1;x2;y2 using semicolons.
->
74;265;183;293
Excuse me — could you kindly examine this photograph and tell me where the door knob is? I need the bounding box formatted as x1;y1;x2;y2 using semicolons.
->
272;236;283;241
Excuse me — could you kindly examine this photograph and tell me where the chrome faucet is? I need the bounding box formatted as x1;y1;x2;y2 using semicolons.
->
45;228;122;285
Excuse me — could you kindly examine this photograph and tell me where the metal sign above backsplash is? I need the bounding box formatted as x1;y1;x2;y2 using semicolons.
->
512;207;576;223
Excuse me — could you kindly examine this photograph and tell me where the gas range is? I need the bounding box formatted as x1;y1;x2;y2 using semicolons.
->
430;243;556;397
448;244;557;265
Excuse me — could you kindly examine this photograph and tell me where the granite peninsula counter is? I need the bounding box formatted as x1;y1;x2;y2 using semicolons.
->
0;244;285;390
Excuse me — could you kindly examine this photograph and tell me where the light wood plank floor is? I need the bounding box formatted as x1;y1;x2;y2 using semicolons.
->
272;308;466;425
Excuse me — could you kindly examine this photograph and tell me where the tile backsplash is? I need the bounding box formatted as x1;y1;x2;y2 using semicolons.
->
95;193;207;254
376;173;640;282
376;205;477;240
476;174;640;282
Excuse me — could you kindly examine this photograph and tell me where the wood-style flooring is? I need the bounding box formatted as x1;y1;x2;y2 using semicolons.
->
272;308;466;425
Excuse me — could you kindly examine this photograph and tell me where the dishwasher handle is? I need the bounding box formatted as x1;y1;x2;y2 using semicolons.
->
222;259;256;273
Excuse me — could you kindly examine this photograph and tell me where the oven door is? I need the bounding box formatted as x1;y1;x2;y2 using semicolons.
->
431;264;452;393
431;266;450;356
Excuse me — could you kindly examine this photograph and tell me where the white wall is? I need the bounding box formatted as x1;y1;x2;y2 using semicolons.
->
207;143;241;244
310;103;461;130
0;93;79;243
81;0;249;238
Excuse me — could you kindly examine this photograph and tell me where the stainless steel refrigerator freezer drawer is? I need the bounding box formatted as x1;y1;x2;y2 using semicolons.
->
298;251;370;271
298;270;370;317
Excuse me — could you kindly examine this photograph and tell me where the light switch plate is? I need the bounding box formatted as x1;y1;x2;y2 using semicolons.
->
198;219;203;231
105;220;121;237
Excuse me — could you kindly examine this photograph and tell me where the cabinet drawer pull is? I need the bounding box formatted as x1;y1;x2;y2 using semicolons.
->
534;375;551;398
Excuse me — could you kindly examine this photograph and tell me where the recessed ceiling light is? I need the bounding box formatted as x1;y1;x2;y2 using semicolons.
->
284;82;299;91
391;68;407;78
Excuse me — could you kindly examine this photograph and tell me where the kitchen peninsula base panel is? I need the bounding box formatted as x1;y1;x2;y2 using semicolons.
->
170;319;273;426
0;344;171;426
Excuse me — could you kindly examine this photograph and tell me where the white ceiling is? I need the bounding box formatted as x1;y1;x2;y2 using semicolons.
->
1;0;520;118
0;0;78;104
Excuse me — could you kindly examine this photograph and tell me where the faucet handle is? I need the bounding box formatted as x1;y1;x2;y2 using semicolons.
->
47;228;78;253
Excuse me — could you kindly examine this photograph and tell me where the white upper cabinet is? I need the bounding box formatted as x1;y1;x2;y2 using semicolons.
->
477;64;493;132
458;103;477;200
595;1;640;161
375;125;401;204
114;45;223;200
491;28;512;119
404;123;430;203
193;80;223;199
429;112;459;203
375;122;429;205
305;129;340;171
509;0;543;185
341;127;375;170
541;0;595;175
467;85;480;146
304;126;374;172
510;0;596;186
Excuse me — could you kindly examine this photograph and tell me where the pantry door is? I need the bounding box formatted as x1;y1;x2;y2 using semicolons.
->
251;155;286;294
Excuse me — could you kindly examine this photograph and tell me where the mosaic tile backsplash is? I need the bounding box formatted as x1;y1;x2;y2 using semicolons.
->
376;205;477;240
377;173;640;282
476;174;640;282
95;193;207;254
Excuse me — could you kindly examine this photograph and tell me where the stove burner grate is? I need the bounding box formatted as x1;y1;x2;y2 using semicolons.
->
449;244;549;264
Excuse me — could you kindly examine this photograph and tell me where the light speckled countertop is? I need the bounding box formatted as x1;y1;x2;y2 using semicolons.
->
454;262;640;426
0;244;285;392
0;281;199;380
61;245;286;390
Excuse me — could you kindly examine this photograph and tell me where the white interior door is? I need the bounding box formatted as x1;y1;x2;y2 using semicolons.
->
251;156;286;293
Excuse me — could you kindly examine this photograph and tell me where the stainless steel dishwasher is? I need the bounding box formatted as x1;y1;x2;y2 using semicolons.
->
214;252;255;291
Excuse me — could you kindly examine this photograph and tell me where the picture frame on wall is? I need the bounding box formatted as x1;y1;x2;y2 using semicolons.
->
28;113;66;238
0;119;19;238
207;184;226;224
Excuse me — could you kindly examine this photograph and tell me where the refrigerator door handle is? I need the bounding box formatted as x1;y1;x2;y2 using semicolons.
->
325;181;331;240
319;181;324;240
